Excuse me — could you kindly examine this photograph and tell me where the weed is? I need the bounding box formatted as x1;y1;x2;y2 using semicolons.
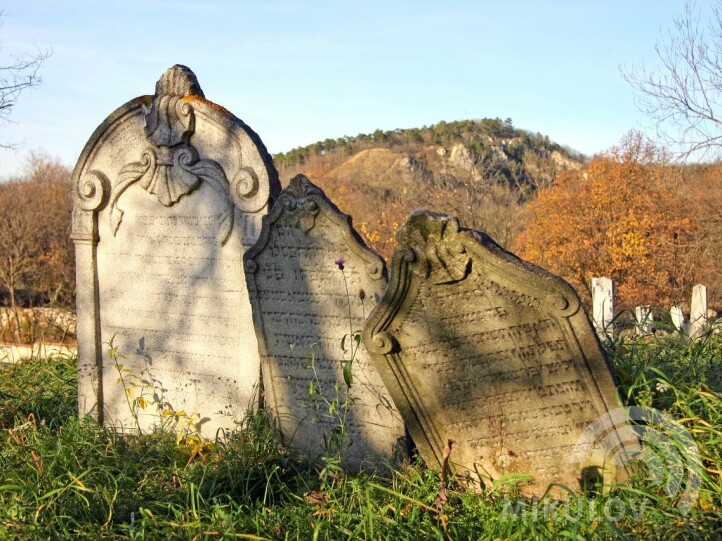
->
298;258;368;486
0;331;720;538
108;337;203;440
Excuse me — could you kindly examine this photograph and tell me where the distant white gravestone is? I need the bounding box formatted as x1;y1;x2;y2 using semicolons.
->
690;284;708;338
635;305;653;335
670;305;685;331
71;65;280;435
592;277;614;339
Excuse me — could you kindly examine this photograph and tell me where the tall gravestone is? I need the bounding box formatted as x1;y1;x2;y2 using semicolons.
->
363;211;630;497
244;175;407;470
72;65;280;435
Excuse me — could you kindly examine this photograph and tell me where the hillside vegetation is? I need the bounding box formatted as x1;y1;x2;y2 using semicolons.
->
275;125;722;311
3;120;722;330
274;118;584;257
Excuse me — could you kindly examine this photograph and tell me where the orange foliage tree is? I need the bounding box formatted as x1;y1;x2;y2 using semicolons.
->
317;176;439;259
678;161;722;306
514;132;694;308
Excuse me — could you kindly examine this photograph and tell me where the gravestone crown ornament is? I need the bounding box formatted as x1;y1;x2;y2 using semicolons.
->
106;67;242;243
72;65;279;435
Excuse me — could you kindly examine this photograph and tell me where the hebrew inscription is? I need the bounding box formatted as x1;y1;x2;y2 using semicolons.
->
363;210;630;497
72;65;280;436
245;175;407;470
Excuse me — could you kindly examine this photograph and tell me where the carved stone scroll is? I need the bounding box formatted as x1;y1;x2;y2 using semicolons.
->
72;65;280;436
363;210;631;496
245;175;408;471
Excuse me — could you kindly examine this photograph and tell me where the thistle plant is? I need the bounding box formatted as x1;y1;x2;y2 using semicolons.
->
334;257;365;389
300;257;368;485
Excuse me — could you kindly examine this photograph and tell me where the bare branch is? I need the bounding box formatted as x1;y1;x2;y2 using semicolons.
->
624;1;722;160
0;13;51;148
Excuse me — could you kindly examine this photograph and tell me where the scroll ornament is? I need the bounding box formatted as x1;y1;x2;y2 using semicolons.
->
108;92;234;244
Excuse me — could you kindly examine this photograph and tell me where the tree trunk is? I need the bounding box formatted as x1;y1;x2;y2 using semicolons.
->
8;265;22;344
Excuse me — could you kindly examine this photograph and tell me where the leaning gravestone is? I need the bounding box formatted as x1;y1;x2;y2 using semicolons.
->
244;175;407;470
72;65;280;436
363;210;630;497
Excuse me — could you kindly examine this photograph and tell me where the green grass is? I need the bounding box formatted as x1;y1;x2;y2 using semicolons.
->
1;331;721;540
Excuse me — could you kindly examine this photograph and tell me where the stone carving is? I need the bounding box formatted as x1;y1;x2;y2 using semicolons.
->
245;175;407;470
72;65;280;436
109;104;231;240
363;210;630;497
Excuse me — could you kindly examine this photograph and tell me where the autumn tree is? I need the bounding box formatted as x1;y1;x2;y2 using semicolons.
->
0;152;74;323
677;161;722;305
514;132;694;308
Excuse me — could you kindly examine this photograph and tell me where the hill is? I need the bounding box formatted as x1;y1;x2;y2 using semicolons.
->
274;119;585;258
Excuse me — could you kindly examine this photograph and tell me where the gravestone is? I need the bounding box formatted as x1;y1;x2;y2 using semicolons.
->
635;305;653;335
592;277;614;339
670;305;685;331
244;175;407;470
690;284;708;338
363;210;630;497
72;65;280;436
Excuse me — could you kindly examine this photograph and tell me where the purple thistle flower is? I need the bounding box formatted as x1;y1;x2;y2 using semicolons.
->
334;257;346;270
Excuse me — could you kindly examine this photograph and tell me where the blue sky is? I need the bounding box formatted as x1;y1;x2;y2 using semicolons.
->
0;1;692;177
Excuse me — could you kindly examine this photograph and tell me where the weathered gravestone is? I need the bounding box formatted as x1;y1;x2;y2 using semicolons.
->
72;65;280;435
244;175;407;470
363;210;630;497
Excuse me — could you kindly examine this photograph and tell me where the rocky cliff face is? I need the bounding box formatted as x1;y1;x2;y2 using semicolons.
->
272;120;586;257
314;140;580;190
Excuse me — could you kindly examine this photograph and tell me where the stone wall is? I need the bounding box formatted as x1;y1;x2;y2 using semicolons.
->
0;307;77;344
